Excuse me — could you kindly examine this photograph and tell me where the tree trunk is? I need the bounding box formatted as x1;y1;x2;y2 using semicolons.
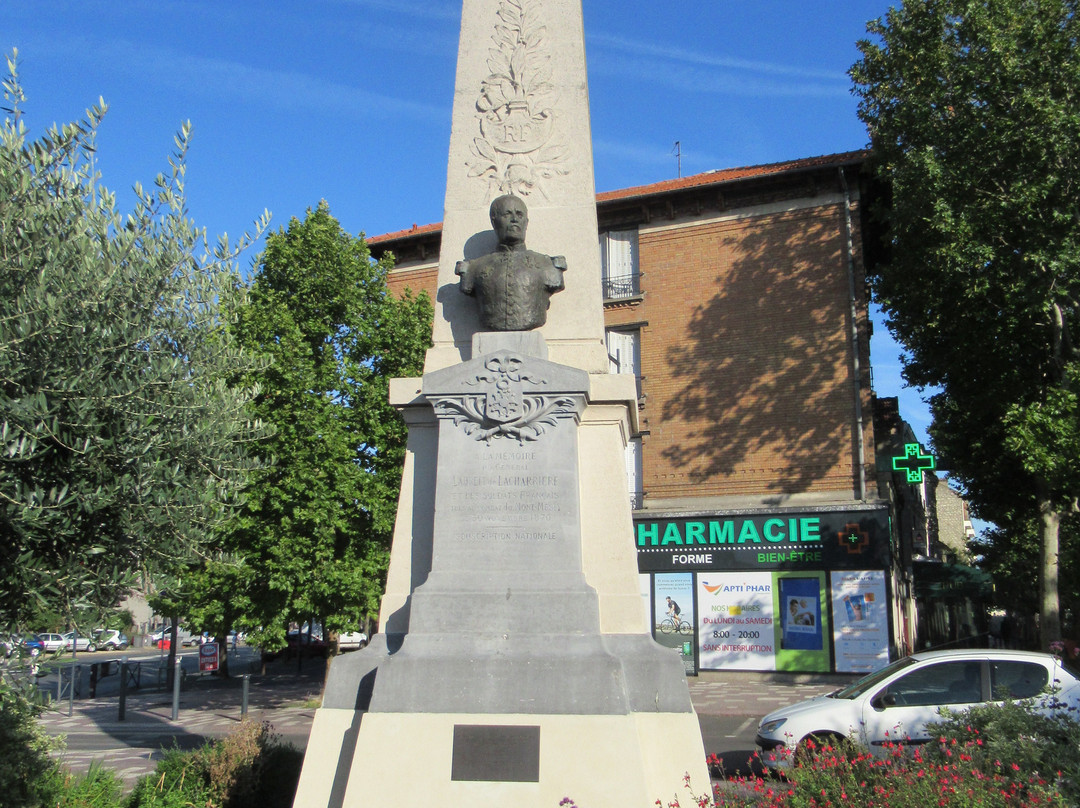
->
1039;496;1062;649
219;638;230;679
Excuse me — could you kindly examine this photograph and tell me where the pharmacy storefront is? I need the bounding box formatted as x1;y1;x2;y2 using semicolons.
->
636;506;893;675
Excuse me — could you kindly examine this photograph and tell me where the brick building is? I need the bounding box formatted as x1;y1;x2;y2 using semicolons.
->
372;151;952;674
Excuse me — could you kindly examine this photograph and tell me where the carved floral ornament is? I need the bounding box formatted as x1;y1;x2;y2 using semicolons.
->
466;0;569;199
434;353;581;444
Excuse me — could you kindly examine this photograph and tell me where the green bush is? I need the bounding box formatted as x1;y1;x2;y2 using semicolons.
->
0;679;65;808
53;763;124;808
125;721;302;808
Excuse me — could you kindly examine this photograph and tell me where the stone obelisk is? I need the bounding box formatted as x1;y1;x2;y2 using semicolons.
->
292;1;709;805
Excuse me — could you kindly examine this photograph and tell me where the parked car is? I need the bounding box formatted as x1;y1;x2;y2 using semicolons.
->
150;626;198;648
338;631;369;651
35;633;66;652
93;629;129;651
61;631;97;652
755;649;1080;768
20;635;45;655
261;631;329;662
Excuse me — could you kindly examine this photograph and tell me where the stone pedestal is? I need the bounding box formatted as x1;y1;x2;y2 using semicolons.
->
293;338;707;807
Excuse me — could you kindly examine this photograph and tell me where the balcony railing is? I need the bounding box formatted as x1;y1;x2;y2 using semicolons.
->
602;272;641;300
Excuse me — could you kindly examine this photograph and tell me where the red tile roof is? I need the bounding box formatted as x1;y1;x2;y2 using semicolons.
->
595;150;867;204
368;220;444;245
367;151;867;245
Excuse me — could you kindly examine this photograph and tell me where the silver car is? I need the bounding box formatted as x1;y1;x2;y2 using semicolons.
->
756;649;1080;768
61;631;97;652
35;633;66;652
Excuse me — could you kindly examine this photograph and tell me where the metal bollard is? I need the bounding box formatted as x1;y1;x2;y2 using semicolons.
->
241;674;250;719
171;656;181;721
67;663;77;717
118;660;127;721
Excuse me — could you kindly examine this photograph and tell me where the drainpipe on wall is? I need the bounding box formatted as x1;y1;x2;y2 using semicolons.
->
839;166;867;502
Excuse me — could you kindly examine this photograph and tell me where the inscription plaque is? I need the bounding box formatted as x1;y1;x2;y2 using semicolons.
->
451;725;541;782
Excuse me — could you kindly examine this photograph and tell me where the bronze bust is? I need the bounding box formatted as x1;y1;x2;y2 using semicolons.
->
456;195;566;331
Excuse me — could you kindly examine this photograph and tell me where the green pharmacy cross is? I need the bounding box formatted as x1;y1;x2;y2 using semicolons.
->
892;443;935;483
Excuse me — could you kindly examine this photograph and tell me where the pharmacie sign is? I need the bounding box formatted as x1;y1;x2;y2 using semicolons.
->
635;508;889;573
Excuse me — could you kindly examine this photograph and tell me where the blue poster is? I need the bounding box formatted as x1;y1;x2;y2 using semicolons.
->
780;577;823;651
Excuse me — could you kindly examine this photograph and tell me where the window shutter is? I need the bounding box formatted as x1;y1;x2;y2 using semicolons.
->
606;329;640;376
603;230;638;281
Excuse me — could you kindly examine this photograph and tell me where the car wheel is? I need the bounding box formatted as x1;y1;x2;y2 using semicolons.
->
359;640;368;649
795;732;845;762
119;643;128;650
86;644;96;653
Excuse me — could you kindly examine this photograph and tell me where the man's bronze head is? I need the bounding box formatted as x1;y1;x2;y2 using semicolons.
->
490;194;528;247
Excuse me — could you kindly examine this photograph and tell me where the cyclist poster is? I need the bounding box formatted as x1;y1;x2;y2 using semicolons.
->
652;572;695;674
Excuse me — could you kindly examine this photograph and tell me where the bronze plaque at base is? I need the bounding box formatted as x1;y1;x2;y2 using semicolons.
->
451;725;541;782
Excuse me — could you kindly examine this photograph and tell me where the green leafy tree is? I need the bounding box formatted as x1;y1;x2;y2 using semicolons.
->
852;0;1080;646
0;51;269;630
225;202;431;653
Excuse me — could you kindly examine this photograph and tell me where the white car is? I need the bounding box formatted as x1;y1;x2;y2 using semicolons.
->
93;629;129;651
61;631;97;652
756;649;1080;768
338;631;369;651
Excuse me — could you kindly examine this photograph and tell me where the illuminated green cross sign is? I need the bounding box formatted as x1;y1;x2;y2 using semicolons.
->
892;443;935;483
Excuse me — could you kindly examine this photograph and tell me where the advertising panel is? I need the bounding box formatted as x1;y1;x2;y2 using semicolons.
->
779;576;822;650
697;571;776;671
775;572;830;672
652;572;696;675
198;642;219;673
831;570;889;673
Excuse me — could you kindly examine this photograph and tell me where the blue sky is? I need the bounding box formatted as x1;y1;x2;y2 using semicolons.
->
5;0;933;446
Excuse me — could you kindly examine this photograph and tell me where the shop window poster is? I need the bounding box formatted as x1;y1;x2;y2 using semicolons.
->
780;577;822;650
831;570;889;673
697;571;776;672
774;572;830;672
652;572;696;674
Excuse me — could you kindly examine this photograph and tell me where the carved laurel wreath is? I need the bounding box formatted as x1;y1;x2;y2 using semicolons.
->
466;0;569;199
436;394;578;444
435;353;575;443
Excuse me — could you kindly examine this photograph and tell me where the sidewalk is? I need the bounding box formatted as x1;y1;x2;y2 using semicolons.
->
38;662;324;788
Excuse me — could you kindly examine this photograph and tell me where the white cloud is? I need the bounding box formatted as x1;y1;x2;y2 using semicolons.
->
589;32;845;82
588;32;850;99
85;37;447;123
331;0;460;21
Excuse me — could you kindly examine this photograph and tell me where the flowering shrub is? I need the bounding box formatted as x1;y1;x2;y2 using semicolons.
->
660;735;1068;808
926;696;1080;806
1048;641;1080;660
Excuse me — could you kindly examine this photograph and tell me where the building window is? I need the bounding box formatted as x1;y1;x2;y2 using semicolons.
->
600;229;640;300
607;328;643;507
606;328;640;382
